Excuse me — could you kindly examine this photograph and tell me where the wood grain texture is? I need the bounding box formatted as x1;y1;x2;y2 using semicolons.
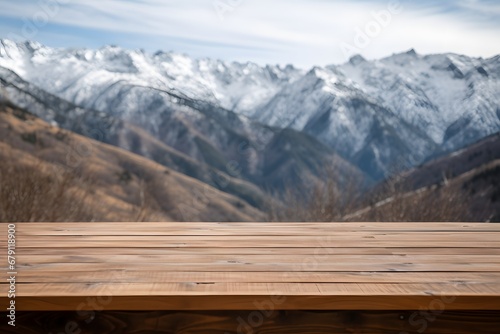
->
12;295;500;311
8;259;500;272
15;221;500;230
5;239;500;248
18;254;500;264
1;221;499;314
11;271;500;284
16;246;500;255
16;222;500;235
2;310;500;334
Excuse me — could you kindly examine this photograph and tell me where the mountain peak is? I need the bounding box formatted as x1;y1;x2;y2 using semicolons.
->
349;54;367;66
405;48;418;56
0;39;43;53
2;39;500;187
382;48;420;65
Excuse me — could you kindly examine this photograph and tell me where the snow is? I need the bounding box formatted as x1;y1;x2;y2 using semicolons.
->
335;51;500;145
1;38;499;179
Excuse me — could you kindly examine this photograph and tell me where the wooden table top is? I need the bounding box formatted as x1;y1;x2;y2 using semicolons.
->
2;222;500;311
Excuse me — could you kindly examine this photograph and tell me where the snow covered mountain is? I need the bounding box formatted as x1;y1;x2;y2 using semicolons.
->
336;51;500;151
1;39;499;180
252;51;500;177
0;39;302;116
0;40;362;204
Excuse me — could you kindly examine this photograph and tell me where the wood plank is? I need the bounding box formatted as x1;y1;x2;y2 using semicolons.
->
16;247;500;256
12;233;500;241
10;260;500;272
4;221;500;316
2;310;500;334
11;294;500;311
16;224;500;235
14;271;500;284
13;222;500;230
18;254;500;265
6;239;499;248
21;282;497;297
11;232;500;240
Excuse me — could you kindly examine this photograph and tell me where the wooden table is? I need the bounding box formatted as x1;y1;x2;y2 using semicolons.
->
1;222;500;333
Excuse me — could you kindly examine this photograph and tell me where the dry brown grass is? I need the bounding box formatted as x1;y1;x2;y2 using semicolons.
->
268;168;362;222
0;158;96;222
355;178;471;222
270;169;471;222
0;103;265;222
0;154;162;222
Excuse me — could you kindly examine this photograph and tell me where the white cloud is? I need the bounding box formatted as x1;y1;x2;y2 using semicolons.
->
0;0;499;67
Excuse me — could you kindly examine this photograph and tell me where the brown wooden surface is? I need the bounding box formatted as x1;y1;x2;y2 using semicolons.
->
1;222;500;312
1;310;500;334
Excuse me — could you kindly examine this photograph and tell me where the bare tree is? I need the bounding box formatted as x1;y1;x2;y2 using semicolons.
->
270;166;471;222
0;157;96;222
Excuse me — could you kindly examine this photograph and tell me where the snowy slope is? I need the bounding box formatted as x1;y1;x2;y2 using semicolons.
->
251;50;500;177
1;39;499;180
0;39;302;116
252;65;438;178
336;50;500;148
1;61;361;198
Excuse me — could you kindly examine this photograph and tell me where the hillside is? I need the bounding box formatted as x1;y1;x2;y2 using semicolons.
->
0;102;265;222
0;62;363;202
353;134;500;222
401;133;500;189
1;40;499;180
399;133;500;221
1;39;499;223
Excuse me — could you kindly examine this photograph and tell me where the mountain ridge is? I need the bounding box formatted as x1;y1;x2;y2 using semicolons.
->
0;102;265;221
0;56;364;204
1;38;499;181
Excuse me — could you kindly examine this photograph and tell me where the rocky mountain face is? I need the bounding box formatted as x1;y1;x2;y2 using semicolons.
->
394;132;500;221
0;40;364;211
252;51;500;178
1;39;499;186
0;103;265;221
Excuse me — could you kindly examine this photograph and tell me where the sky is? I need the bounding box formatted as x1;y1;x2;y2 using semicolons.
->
0;0;499;67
